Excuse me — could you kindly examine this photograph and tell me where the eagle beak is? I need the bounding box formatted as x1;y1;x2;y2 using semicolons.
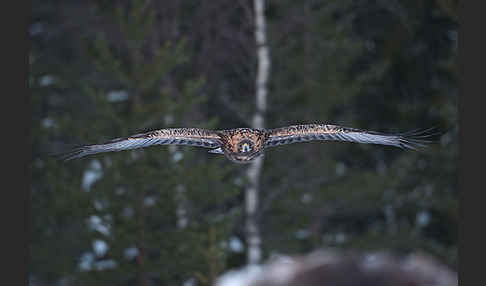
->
208;147;224;154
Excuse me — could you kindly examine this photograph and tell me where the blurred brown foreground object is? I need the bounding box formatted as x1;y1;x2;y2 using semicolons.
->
215;249;457;286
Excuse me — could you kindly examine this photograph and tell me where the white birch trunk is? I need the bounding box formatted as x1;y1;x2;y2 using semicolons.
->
246;0;270;266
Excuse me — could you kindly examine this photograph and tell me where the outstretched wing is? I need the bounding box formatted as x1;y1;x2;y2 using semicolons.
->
61;128;222;161
264;124;436;150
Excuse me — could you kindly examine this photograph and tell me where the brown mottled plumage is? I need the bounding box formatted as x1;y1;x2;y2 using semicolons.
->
61;124;435;163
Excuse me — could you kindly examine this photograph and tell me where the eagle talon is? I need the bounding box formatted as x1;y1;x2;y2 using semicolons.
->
208;147;224;154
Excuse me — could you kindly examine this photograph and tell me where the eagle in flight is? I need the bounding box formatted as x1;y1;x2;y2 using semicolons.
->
62;124;434;163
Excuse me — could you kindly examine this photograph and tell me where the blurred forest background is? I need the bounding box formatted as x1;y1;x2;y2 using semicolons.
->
30;0;458;285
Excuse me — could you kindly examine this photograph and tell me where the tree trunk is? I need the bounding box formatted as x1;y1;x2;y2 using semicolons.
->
246;0;270;266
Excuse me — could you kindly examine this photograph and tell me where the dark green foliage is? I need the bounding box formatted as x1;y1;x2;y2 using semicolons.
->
261;0;457;268
32;1;240;285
